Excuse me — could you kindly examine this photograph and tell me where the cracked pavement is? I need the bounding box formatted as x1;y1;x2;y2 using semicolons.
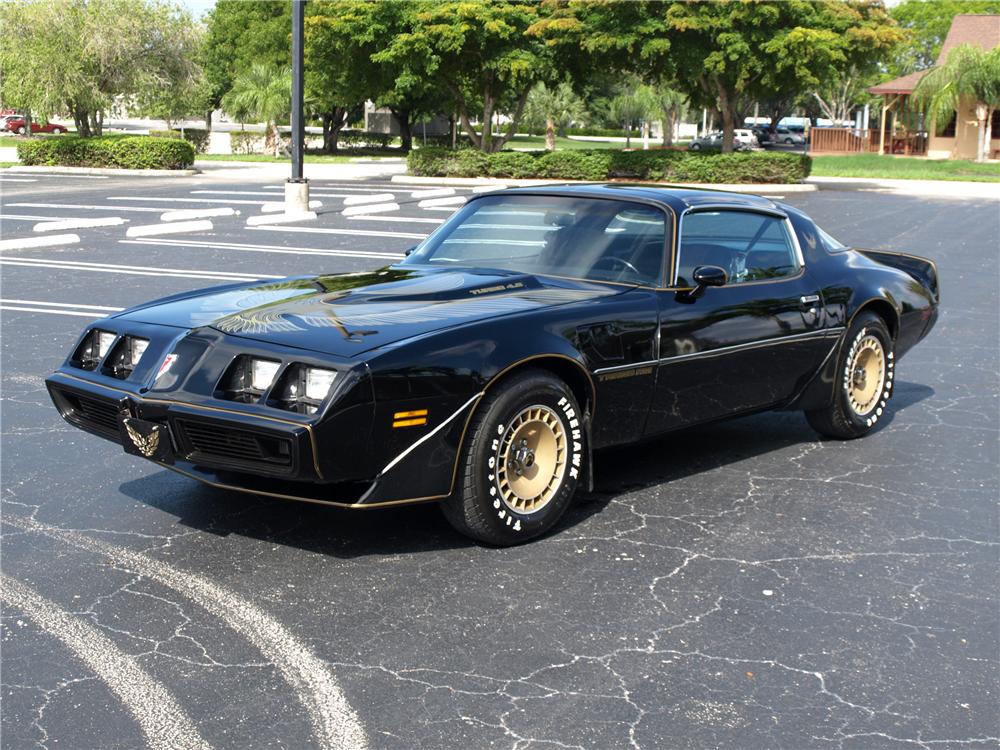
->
1;175;997;749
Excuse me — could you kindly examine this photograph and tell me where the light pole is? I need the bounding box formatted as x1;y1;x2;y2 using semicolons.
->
285;0;310;212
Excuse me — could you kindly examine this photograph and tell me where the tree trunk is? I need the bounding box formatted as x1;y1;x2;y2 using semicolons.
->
89;110;103;137
625;120;630;148
321;108;348;154
717;82;737;153
205;109;212;131
545;117;555;150
492;88;530;152
661;107;674;147
265;121;278;156
642;120;650;150
480;89;495;153
984;108;995;162
392;108;412;152
72;104;91;137
975;103;988;163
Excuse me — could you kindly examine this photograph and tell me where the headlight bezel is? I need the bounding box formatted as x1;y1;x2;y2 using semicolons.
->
269;364;338;415
72;329;118;371
101;335;151;380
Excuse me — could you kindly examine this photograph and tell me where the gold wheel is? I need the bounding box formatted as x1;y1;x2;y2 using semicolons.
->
847;334;885;416
496;405;567;514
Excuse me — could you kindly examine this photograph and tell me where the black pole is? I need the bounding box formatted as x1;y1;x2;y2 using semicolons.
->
290;0;305;181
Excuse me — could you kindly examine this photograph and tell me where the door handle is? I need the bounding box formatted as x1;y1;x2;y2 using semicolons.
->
800;294;820;306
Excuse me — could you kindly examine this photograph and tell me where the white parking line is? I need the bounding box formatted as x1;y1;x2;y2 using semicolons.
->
342;202;400;216
10;202;164;213
0;233;80;250
109;196;306;207
471;184;508;193
0;256;280;281
34;217;127;232
0;574;212;750
193;190;359;199
126;220;214;238
250;224;425;239
0;305;115;318
246;212;317;226
3;516;369;750
161;207;238;222
262;183;402;192
349;215;444;225
120;238;405;260
260;200;322;213
0;177;37;182
1;214;83;222
343;193;395;205
1;299;123;311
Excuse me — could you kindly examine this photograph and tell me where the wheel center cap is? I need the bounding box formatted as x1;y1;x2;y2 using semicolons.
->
853;367;867;389
509;440;535;476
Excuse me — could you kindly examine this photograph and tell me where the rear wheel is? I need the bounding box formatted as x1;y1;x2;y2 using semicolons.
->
690;142;701;150
15;126;25;135
806;312;894;439
441;370;585;545
52;126;65;134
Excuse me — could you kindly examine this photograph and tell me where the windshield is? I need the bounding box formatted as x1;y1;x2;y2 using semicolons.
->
402;195;669;286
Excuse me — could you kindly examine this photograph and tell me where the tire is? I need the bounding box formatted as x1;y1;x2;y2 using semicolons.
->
16;126;25;135
441;370;585;545
690;143;701;150
806;312;894;439
52;127;64;134
784;137;793;144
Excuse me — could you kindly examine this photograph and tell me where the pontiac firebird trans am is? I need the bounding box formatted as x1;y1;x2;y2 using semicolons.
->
46;185;939;545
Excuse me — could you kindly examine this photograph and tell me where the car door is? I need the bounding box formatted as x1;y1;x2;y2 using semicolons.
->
644;207;834;435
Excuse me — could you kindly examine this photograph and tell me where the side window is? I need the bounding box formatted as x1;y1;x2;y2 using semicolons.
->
675;210;801;286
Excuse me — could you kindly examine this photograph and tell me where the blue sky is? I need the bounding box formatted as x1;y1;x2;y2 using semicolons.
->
180;0;216;20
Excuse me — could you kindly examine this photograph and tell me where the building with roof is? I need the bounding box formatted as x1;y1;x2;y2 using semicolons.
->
869;14;1000;160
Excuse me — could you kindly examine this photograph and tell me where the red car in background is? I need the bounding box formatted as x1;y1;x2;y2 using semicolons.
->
1;116;68;135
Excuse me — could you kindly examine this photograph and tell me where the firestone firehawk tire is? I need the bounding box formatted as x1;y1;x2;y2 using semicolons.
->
441;370;585;546
806;312;894;439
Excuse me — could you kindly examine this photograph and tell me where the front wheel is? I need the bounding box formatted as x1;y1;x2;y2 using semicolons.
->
441;370;585;545
16;126;26;135
806;312;894;439
52;127;65;134
690;143;701;150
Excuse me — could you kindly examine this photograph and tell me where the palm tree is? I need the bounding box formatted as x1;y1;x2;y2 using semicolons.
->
221;64;292;156
913;44;1000;163
610;93;648;149
523;82;588;150
649;86;687;147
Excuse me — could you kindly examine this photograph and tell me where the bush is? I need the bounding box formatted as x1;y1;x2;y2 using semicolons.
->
16;135;195;170
230;131;265;155
407;147;811;184
149;128;210;154
563;126;641;138
338;130;392;149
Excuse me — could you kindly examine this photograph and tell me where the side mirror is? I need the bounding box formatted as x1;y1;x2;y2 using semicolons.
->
404;246;416;256
678;265;727;302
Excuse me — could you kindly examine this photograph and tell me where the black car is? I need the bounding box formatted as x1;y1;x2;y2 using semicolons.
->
47;185;939;545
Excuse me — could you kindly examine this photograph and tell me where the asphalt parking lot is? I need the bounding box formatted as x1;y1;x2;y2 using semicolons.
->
1;168;997;749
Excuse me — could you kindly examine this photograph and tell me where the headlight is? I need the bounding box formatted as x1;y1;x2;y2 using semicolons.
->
271;365;337;414
219;356;281;403
103;335;150;379
73;329;117;370
251;359;281;391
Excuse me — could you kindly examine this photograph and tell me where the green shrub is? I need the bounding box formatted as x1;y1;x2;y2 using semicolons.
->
338;130;392;149
230;131;265;154
563;126;640;138
407;147;811;184
149;128;210;154
16;135;194;169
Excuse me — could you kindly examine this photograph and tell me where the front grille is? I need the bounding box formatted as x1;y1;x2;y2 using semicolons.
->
173;419;293;473
61;391;121;438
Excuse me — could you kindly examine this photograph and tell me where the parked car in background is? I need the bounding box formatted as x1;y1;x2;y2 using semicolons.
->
688;130;757;151
774;126;806;145
3;117;68;135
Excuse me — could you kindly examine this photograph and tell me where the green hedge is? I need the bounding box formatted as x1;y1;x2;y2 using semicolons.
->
16;135;195;169
407;147;811;183
149;128;210;154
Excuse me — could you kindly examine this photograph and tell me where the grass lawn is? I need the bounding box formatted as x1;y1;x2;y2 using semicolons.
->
0;135;23;146
0;162;17;168
811;153;1000;182
196;153;398;163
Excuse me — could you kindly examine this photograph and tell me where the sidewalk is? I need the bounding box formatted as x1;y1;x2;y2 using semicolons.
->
806;175;999;199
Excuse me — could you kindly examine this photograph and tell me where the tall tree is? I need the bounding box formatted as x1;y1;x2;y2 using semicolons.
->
890;0;1000;74
523;82;588;149
203;0;289;129
374;1;558;152
221;64;292;156
0;0;201;136
913;44;1000;162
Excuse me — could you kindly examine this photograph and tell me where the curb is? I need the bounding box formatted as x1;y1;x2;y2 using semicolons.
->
5;166;199;177
390;174;816;194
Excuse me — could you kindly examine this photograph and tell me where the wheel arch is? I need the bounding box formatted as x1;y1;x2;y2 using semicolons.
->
483;353;596;417
851;297;899;341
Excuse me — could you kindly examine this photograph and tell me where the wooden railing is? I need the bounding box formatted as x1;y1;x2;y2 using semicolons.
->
810;127;928;156
810;128;872;153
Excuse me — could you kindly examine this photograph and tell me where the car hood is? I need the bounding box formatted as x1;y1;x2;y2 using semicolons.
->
116;266;624;357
